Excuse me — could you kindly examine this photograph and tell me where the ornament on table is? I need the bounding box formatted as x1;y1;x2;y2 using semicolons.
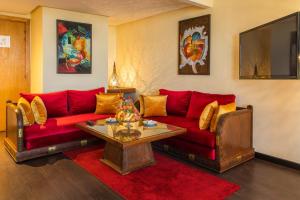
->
115;97;141;122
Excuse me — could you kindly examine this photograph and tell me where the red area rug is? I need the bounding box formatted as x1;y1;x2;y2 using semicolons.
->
64;145;240;200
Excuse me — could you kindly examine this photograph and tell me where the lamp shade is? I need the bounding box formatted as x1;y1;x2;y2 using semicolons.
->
109;62;119;88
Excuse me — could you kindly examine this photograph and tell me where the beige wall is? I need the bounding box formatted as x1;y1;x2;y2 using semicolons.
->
31;7;108;93
30;8;43;93
108;26;117;78
114;0;300;163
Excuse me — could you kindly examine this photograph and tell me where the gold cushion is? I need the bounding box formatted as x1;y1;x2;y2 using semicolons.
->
95;93;123;114
139;91;159;115
139;95;145;115
210;102;236;132
17;97;35;126
143;95;167;117
199;101;218;130
31;96;47;125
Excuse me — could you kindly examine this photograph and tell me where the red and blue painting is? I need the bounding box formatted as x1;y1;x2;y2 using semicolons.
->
57;20;92;74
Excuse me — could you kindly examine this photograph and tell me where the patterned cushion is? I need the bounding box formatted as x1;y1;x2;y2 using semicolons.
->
17;97;35;126
31;96;47;125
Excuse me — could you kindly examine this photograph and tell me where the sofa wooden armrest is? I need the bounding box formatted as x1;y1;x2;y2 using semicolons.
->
215;105;254;172
5;101;24;153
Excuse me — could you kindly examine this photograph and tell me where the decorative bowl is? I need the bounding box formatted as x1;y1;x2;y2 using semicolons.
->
105;117;118;124
143;120;157;127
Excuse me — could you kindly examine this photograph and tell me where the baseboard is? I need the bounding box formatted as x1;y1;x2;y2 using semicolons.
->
255;152;300;170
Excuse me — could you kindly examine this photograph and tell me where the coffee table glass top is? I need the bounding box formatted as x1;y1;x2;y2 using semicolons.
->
78;119;185;143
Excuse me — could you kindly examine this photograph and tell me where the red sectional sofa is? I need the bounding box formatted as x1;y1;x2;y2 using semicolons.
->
4;88;112;162
5;87;254;173
145;89;254;173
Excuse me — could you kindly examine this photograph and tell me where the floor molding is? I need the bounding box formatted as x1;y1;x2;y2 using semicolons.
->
255;152;300;171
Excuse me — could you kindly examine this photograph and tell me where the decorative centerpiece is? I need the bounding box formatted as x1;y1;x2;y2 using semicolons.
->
115;97;141;137
115;97;141;123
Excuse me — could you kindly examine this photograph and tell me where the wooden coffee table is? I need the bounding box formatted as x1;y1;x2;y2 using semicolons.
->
76;120;186;175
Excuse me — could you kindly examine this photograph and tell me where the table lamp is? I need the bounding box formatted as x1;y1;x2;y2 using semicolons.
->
109;62;119;88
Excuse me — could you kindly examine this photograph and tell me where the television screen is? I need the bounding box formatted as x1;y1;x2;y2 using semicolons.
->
240;13;299;79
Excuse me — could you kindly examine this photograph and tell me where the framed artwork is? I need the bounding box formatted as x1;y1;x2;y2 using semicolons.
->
178;15;210;75
57;20;92;74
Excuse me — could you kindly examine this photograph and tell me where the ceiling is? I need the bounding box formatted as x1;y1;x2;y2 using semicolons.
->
0;0;203;25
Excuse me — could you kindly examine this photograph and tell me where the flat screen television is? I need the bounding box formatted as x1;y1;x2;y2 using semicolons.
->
239;12;299;79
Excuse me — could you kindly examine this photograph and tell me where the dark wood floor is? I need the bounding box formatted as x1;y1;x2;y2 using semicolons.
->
0;132;299;200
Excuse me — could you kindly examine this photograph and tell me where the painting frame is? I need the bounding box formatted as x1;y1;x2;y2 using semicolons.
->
178;15;211;75
56;19;92;74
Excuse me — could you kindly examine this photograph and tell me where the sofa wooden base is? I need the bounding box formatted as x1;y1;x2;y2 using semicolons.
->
153;142;254;173
4;137;100;163
218;148;255;173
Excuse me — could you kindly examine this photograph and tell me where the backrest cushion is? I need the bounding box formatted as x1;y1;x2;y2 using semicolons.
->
143;95;168;117
68;87;105;114
20;91;68;117
159;89;192;116
186;91;236;119
95;93;123;114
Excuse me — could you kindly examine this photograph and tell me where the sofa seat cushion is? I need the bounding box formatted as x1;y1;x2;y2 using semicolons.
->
177;128;215;148
20;91;68;117
146;115;215;148
157;138;215;160
24;113;111;150
186;91;236;119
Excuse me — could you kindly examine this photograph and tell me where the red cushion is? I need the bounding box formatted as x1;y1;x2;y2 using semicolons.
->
20;91;68;117
24;113;111;150
68;87;105;114
186;91;236;119
146;115;197;129
159;89;192;116
146;115;215;148
158;138;215;160
177;128;215;148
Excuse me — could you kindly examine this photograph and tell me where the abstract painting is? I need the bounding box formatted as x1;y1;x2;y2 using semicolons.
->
178;15;210;75
57;20;92;74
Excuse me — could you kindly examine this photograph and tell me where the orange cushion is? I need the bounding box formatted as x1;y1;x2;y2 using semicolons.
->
143;95;167;117
199;101;218;130
95;93;123;114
